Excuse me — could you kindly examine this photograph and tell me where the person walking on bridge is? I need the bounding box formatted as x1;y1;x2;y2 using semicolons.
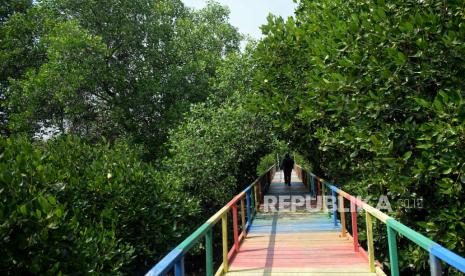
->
281;153;294;186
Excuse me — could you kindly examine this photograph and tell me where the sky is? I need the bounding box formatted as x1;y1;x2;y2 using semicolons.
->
181;0;297;40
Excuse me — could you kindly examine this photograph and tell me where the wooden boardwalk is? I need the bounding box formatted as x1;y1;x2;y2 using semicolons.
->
226;170;378;276
148;166;465;276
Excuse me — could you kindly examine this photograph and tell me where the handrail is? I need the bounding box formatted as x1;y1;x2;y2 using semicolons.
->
295;165;465;276
146;164;277;276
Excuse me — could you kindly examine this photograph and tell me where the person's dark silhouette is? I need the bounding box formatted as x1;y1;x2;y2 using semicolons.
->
281;153;294;186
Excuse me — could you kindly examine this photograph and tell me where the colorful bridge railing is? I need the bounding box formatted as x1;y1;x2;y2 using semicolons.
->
295;165;465;276
146;165;277;276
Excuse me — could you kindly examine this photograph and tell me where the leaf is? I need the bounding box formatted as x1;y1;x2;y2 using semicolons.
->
416;144;432;149
55;207;63;218
399;22;414;32
441;168;452;175
438;90;449;103
37;195;51;212
414;97;430;108
395;51;407;65
402;151;412;160
48;195;56;205
375;8;386;19
19;204;27;216
433;96;445;112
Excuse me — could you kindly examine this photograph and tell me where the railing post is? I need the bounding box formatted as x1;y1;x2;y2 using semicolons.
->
387;225;399;276
339;195;346;237
250;187;256;217
322;183;327;212
350;201;359;252
266;171;270;190
254;185;259;212
310;174;315;196
246;190;251;230
429;252;442;276
365;212;375;272
174;257;185;276
332;190;337;226
268;171;272;193
222;213;229;273
317;178;321;195
232;203;239;252
240;198;246;236
205;229;213;276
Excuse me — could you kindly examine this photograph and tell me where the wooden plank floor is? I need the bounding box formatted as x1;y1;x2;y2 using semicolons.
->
226;171;377;276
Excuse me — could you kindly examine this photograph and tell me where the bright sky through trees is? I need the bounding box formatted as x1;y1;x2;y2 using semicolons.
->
181;0;297;39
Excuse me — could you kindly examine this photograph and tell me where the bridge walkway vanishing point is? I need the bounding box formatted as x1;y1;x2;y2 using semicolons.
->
226;170;380;276
147;164;465;276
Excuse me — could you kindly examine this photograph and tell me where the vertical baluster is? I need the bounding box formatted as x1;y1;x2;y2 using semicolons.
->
310;175;315;196
265;172;269;194
365;212;375;272
205;229;213;276
262;177;265;200
351;201;359;252
387;225;399;276
339;195;346;237
246;190;251;231
250;187;256;216
429;252;442;276
265;169;274;190
222;213;229;273
332;190;337;226
254;184;259;212
174;257;184;276
317;178;321;195
240;198;246;236
232;203;239;252
322;183;327;212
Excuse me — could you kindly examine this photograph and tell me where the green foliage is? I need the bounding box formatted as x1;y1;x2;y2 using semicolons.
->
256;138;312;175
0;0;32;23
253;0;465;274
257;151;311;176
8;20;108;136
3;0;240;155
165;98;273;211
0;3;49;86
0;4;57;136
210;43;257;102
257;153;278;176
293;153;312;172
0;136;198;274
